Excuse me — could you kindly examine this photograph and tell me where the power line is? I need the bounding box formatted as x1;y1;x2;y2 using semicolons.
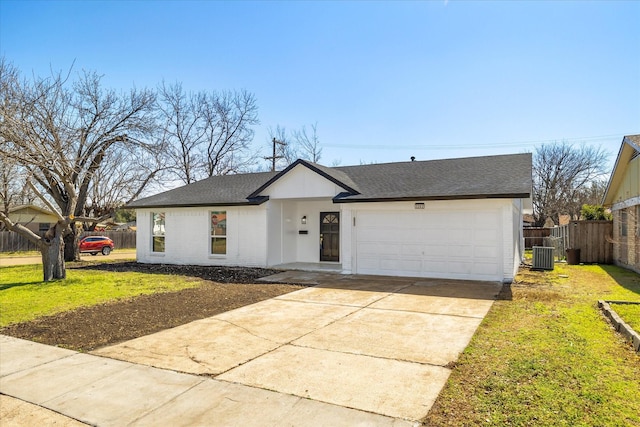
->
320;132;636;151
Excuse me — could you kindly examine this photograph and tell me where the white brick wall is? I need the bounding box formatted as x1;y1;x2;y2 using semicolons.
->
136;206;268;267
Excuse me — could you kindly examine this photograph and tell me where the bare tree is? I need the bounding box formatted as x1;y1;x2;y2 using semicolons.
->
204;89;260;176
81;145;167;229
157;82;205;184
266;123;322;171
0;59;159;266
0;152;37;217
532;142;609;226
293;122;322;163
159;84;259;183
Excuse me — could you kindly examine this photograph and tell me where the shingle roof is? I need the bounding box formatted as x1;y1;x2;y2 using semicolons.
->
128;153;532;208
334;153;532;202
128;171;278;208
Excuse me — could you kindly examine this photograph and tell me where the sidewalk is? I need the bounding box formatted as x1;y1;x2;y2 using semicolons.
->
0;250;136;266
1;336;409;426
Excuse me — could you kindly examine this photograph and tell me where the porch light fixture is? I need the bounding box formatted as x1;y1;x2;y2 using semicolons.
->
301;215;307;225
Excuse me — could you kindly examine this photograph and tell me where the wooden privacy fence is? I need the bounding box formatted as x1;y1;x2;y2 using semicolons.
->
0;231;136;252
543;221;613;264
523;227;551;248
559;220;613;264
525;221;613;264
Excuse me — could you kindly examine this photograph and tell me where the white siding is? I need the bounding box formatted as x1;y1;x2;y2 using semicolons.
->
136;206;268;267
136;197;523;283
260;164;346;199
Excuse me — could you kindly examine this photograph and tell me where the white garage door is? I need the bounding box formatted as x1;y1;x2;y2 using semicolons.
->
355;209;502;281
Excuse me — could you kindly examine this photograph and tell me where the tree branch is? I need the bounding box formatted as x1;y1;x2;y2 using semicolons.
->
0;211;44;247
27;181;64;221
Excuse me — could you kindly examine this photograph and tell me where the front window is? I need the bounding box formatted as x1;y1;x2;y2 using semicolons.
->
211;211;227;255
152;212;165;252
620;209;628;237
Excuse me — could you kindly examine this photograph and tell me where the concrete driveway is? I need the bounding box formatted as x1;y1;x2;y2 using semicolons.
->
1;272;501;426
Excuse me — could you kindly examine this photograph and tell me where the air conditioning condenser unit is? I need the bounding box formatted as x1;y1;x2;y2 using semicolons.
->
532;246;555;270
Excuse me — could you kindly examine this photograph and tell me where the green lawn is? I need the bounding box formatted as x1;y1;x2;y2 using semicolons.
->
2;260;639;425
0;263;205;326
612;303;640;331
423;263;640;427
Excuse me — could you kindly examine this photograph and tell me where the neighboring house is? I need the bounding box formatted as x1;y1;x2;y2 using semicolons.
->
129;153;532;283
603;134;640;274
6;205;58;233
115;221;137;232
523;214;535;227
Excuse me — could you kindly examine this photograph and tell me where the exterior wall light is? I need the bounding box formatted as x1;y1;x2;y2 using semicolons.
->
301;215;307;224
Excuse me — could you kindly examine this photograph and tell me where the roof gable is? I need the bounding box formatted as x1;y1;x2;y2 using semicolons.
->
8;205;58;223
603;134;640;207
248;160;360;199
9;205;57;216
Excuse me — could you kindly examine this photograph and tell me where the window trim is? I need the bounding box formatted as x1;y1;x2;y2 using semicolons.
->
151;212;166;253
210;211;227;256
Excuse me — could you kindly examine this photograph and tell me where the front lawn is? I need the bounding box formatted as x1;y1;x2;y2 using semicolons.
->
0;263;205;326
423;263;640;426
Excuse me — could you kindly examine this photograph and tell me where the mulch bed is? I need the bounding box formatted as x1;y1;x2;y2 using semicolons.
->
0;262;305;352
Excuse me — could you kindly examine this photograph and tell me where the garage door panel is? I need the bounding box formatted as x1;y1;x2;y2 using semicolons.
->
446;260;473;274
380;258;400;270
423;260;450;273
356;210;502;281
400;244;424;256
423;246;445;257
473;262;500;275
448;230;468;242
400;260;422;272
475;245;499;258
474;229;498;241
473;212;498;225
446;245;473;257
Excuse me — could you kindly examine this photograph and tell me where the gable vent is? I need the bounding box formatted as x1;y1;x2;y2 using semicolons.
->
532;246;555;270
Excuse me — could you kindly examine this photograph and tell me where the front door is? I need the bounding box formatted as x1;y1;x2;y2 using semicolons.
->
320;212;340;262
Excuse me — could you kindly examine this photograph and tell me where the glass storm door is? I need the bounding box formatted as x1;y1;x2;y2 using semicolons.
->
320;212;340;262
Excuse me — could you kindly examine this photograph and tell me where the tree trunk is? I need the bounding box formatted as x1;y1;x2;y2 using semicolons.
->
64;224;81;262
41;221;67;281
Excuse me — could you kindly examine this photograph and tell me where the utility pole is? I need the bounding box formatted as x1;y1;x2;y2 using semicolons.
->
264;137;285;171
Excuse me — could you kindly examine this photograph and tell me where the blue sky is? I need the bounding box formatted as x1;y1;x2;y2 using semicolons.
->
1;0;638;172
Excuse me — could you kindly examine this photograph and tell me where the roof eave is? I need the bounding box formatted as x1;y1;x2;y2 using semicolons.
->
333;193;531;203
126;196;269;210
602;135;640;206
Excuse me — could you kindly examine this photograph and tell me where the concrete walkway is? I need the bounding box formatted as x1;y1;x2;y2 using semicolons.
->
0;272;502;426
